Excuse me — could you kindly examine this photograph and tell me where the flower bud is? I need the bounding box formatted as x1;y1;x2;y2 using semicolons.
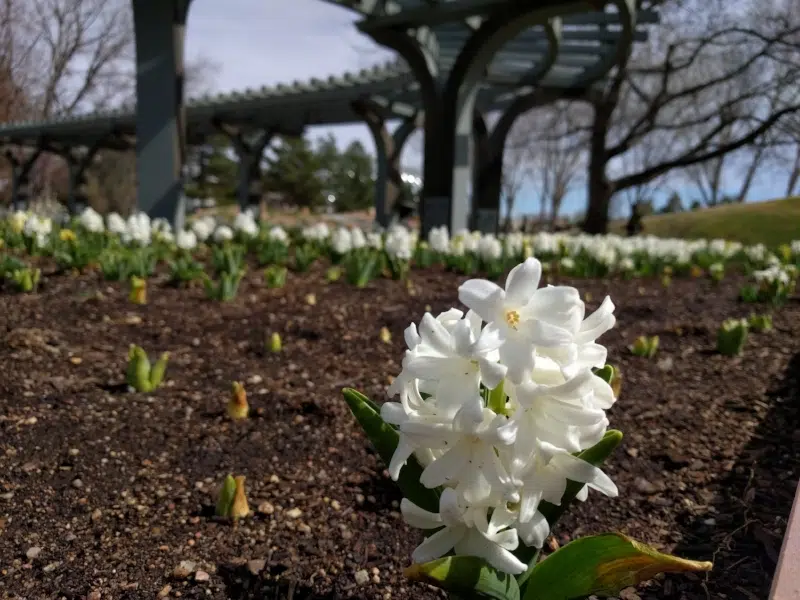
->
126;344;152;392
227;382;249;420
630;335;659;359
717;319;748;356
326;266;342;282
747;313;772;332
230;476;250;520
215;474;237;518
268;332;282;353
129;276;147;305
149;352;169;390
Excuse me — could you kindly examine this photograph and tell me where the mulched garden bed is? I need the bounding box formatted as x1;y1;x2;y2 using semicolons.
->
0;263;797;600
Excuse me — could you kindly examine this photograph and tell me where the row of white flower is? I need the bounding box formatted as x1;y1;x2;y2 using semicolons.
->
6;207;800;274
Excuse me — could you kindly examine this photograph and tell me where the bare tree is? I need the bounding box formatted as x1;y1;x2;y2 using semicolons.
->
13;0;134;118
520;103;584;229
569;0;800;233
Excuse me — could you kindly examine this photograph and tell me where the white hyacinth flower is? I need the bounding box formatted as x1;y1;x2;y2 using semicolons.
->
401;489;527;575
508;439;617;548
233;212;259;237
192;216;216;242
176;229;197;251
213;225;234;243
375;256;621;576
106;212;127;235
268;226;289;244
458;258;581;384
79;207;105;233
400;311;506;421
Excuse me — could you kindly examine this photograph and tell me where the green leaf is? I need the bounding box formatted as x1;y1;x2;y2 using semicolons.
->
149;352;169;390
517;430;623;589
594;365;615;385
521;533;712;600
342;388;439;513
215;474;237;517
405;556;520;600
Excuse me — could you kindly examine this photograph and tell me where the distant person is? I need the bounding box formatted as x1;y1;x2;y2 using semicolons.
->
626;202;645;236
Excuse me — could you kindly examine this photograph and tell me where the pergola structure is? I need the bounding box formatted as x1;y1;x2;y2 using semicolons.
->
0;0;656;234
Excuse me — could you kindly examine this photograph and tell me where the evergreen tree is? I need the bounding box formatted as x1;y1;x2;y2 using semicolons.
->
263;136;324;209
325;139;374;213
184;134;238;204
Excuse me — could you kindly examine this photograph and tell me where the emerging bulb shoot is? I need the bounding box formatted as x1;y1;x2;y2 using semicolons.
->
129;276;147;305
227;381;249;420
268;332;282;353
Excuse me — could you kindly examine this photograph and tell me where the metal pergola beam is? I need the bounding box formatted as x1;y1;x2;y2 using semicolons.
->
356;0;588;32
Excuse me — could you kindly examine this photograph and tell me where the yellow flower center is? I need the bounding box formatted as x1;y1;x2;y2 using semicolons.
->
505;310;520;330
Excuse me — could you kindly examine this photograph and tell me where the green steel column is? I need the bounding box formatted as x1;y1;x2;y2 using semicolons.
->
355;100;420;229
370;5;567;236
234;132;273;215
132;0;192;231
63;146;100;215
471;111;501;234
5;149;42;212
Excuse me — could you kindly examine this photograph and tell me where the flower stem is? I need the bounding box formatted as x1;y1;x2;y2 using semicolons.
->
487;379;506;415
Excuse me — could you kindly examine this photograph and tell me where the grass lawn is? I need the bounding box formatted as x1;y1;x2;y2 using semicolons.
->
612;196;800;246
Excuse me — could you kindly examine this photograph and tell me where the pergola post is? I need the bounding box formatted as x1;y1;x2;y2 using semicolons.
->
4;148;43;212
472;88;590;234
131;0;192;231
471;110;501;234
215;121;274;215
58;144;101;215
368;6;567;237
353;100;421;229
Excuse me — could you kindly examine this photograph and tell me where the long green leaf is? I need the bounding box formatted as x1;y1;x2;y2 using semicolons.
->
521;533;712;600
342;388;439;513
517;430;623;589
405;556;520;600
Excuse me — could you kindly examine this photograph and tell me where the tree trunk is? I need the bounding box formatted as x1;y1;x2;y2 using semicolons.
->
582;106;614;234
549;192;565;231
786;146;800;197
735;146;764;203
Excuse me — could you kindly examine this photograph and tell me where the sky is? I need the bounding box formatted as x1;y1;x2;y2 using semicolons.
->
184;0;787;219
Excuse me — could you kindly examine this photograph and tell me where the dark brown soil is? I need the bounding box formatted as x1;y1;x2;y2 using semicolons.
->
0;263;798;600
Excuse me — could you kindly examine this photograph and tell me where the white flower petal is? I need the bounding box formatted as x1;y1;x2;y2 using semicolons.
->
412;525;465;563
458;279;505;322
400;499;443;530
504;258;542;307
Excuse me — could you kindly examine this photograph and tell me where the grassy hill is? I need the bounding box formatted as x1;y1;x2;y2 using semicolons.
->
611;196;800;246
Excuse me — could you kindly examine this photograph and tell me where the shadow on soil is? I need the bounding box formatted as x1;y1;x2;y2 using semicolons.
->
218;562;337;600
655;351;800;599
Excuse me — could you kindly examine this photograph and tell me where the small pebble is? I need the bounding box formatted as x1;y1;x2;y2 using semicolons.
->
257;501;275;515
26;547;42;560
247;559;266;575
195;570;210;582
43;562;60;573
355;569;370;585
173;560;196;579
285;507;302;519
71;478;83;489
